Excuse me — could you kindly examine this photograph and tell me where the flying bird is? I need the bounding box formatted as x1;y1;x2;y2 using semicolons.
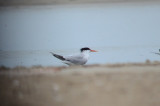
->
50;47;97;65
152;49;160;55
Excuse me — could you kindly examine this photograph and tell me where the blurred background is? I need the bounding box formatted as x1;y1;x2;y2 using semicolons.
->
0;0;160;67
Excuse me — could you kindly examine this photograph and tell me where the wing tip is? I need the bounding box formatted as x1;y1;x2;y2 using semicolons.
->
50;52;66;61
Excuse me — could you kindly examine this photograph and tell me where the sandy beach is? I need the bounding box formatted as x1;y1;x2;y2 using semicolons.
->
0;61;160;106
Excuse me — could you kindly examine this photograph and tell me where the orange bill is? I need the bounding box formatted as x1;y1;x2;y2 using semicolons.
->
90;50;98;52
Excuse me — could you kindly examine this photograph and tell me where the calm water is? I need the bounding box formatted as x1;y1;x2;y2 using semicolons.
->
0;3;160;67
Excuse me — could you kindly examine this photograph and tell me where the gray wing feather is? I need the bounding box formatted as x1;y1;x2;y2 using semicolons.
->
64;54;86;64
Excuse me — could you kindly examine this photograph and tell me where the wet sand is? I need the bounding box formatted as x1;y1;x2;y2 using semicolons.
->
0;61;160;106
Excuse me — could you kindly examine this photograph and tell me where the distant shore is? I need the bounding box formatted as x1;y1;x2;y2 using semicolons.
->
1;0;160;6
0;59;159;70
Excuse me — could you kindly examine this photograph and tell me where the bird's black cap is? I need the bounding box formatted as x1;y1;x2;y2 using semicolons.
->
80;47;91;52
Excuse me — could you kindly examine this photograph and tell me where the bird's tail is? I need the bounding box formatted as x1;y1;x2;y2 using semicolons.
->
50;52;66;61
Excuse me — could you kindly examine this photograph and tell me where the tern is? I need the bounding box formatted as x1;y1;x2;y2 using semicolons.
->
50;47;97;65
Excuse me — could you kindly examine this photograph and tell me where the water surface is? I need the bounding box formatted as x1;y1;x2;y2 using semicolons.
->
0;3;160;67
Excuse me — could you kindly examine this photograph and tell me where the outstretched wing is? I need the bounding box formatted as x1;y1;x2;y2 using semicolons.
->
154;52;160;55
151;52;160;55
